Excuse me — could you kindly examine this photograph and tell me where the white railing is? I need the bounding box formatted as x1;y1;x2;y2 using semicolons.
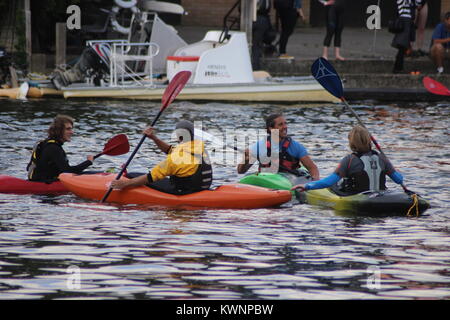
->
86;40;160;88
110;42;160;87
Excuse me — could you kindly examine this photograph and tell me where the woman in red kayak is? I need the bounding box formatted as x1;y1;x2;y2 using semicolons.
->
27;115;94;182
110;120;213;195
291;125;404;194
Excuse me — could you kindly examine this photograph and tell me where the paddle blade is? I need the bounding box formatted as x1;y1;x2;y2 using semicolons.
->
102;134;130;156
423;76;450;96
161;71;191;109
311;57;344;99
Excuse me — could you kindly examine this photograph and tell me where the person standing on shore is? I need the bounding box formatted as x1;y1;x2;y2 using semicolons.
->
412;0;429;57
274;0;305;59
320;0;346;61
252;0;274;70
391;0;420;73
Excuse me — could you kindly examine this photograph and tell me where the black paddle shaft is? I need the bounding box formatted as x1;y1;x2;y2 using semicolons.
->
100;109;164;203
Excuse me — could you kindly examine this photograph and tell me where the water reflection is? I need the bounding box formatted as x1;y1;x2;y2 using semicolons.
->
0;99;449;299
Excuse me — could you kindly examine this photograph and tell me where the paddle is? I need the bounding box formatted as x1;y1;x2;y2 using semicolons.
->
100;70;192;203
93;134;130;159
194;128;243;152
422;76;450;96
311;57;412;194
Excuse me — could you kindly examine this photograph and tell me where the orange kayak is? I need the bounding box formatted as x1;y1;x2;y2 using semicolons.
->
59;173;292;209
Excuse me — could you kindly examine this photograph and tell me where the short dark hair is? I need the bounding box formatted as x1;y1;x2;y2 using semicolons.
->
265;113;283;130
48;115;74;141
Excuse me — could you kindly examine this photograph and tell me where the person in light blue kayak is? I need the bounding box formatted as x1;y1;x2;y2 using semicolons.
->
291;125;404;194
237;113;320;180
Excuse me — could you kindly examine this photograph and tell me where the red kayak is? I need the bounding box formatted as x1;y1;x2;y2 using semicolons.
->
0;175;67;195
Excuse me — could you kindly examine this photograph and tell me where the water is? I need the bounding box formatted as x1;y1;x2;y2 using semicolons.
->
0;98;449;300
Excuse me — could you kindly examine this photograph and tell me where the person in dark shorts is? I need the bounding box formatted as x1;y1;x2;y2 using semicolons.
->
392;0;421;73
291;126;404;194
430;11;450;75
274;0;304;59
252;0;276;70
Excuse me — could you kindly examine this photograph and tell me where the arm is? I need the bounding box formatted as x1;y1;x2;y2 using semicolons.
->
144;127;172;154
299;155;320;180
237;148;254;174
292;172;341;191
110;174;149;190
380;153;404;185
432;38;450;45
46;144;92;174
388;171;404;185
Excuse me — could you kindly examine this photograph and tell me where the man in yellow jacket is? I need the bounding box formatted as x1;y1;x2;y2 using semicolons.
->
110;120;212;195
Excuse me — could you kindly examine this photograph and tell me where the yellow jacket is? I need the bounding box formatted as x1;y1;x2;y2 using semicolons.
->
150;140;207;182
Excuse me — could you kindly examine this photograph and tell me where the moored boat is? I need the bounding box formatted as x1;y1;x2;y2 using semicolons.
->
59;173;292;209
239;171;430;216
43;13;338;103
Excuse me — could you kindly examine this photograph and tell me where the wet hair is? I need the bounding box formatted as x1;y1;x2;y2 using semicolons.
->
348;125;372;154
48;115;74;141
265;113;283;130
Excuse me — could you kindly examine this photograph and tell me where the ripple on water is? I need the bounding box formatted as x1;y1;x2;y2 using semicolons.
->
0;100;449;299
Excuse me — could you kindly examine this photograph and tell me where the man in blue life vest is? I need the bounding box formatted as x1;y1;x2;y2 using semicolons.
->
27;115;94;182
237;113;320;180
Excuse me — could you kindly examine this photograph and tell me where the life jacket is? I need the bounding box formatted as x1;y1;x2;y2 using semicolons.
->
170;151;213;194
257;136;300;173
27;139;59;181
341;151;387;193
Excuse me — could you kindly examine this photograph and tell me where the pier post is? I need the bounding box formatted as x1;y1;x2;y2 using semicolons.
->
24;0;32;71
55;23;66;67
240;0;255;46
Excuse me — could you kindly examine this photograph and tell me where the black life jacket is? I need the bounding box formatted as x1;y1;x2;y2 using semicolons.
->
341;151;387;194
170;151;213;195
257;136;300;173
27;139;59;181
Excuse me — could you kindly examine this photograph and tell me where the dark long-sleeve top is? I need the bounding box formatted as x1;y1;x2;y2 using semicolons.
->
31;142;92;182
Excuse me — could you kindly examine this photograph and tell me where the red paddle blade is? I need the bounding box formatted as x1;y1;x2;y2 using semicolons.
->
423;76;450;96
102;134;130;156
161;71;191;109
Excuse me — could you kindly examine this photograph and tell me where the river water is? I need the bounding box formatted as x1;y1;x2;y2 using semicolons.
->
0;98;449;300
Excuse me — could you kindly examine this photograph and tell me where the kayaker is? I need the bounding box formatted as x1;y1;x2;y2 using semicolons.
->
291;125;404;193
110;120;213;195
27;115;94;182
237;113;320;180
